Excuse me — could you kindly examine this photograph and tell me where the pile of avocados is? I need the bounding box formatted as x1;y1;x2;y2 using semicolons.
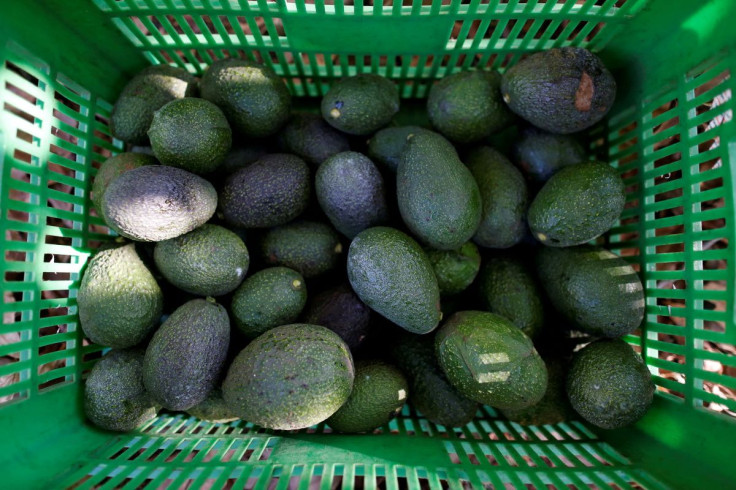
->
82;47;654;436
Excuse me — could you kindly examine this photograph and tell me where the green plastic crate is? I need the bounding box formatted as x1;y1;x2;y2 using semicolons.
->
1;0;735;488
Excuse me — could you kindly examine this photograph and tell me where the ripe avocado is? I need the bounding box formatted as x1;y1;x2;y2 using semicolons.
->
200;58;291;137
427;70;514;144
478;255;544;339
367;126;427;173
91;152;156;214
111;65;196;145
326;359;409;433
217;143;269;177
303;283;371;350
536;246;644;338
78;242;163;348
148;97;232;174
154;224;249;297
397;131;481;250
280;113;350;166
219;153;311;229
321;74;399;135
186;387;239;423
466;146;528;249
143;298;230;410
316;151;389;239
101;165;217;242
435;311;547;409
567;339;654;429
222;324;354;430
259;220;342;278
426;241;481;296
511;126;587;187
390;332;478;427
348;227;441;334
501;47;616;134
231;267;307;338
84;348;158;432
528;161;625;247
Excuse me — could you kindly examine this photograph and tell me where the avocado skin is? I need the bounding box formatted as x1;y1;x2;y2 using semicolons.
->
466;146;528;249
527;161;625;247
111;65;197;145
427;70;514;144
501;47;616;134
222;324;354;430
316;151;389;239
101;165;217;242
425;242;481;296
148;97;232;174
220;153;310;229
303;283;372;350
280;113;350;166
200;58;291;137
321;74;399;135
567;339;654;429
84;348;158;432
78;243;163;349
143;299;230;410
347;226;441;334
216;143;270;177
511;126;587;187
397;131;481;250
536;246;644;338
186;387;239;423
92;152;156;214
367;126;427;173
259;220;342;278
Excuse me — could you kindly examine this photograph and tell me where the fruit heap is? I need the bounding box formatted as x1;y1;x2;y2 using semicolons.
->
82;47;654;435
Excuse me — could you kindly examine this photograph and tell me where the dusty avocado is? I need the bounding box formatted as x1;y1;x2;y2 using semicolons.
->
92;152;156;214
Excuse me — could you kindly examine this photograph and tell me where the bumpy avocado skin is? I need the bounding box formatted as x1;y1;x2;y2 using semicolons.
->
321;74;399;135
259;220;342;278
280;113;350;166
92;152;156;214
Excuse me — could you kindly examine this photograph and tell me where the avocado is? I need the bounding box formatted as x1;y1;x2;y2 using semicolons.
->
111;65;197;145
500;355;574;426
143;298;230;410
148;97;232;174
303;283;371;350
259;220;342;278
567;339;654;429
528;161;625;247
427;70;514;144
231;267;307;338
280;113;350;166
478;255;544;339
217;143;270;176
501;47;616;134
154;224;249;297
536;246;644;338
186;387;238;423
326;360;409;433
397;131;481;250
101;165;217;242
78;242;163;348
321;74;399;135
347;227;440;334
367;126;426;173
512;126;587;186
466;146;528;249
316;151;389;239
435;311;547;409
426;242;481;296
390;332;478;427
200;58;291;137
84;348;158;431
220;154;310;229
91;152;156;214
222;324;354;430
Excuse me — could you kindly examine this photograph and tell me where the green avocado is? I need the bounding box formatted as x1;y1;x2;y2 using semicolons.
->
186;387;239;423
321;74;399;135
222;324;354;430
280;113;350;166
426;241;481;296
397;131;481;250
259;220;342;278
501;47;616;134
528;161;625;247
91;152;156;214
347;227;441;334
78;242;163;349
567;339;654;429
511;126;587;186
367;126;427;173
